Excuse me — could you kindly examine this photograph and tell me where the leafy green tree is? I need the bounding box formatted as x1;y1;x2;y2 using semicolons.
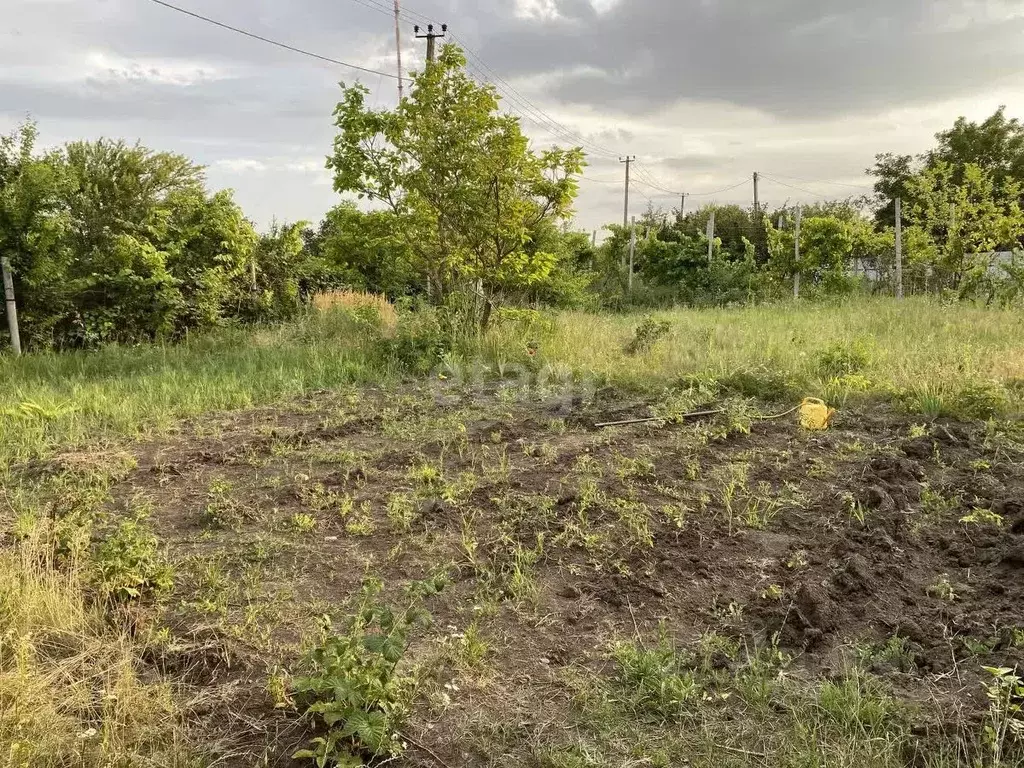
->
3;128;265;348
868;152;916;228
55;140;207;343
163;188;257;330
304;203;417;298
767;214;872;295
0;121;69;349
239;221;310;322
929;107;1024;187
328;44;585;329
871;107;1024;240
522;224;598;309
674;204;755;260
903;161;1024;289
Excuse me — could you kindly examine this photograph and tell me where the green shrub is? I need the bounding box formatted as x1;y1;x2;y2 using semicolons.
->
376;306;450;375
91;516;174;603
625;317;672;356
291;575;447;766
815;340;872;379
719;367;798;401
947;380;1011;420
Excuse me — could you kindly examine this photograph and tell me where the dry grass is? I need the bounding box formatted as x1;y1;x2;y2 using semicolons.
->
0;532;188;767
312;289;398;329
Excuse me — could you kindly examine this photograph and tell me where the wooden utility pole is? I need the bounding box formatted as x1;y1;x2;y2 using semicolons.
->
706;210;716;262
628;216;636;294
752;171;760;216
394;0;404;100
1;256;22;355
793;206;802;299
415;23;447;63
895;197;903;300
619;156;635;229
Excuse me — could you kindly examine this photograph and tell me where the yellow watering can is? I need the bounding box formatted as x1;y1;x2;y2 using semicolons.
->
799;398;835;431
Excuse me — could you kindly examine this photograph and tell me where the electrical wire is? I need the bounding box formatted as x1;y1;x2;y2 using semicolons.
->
459;57;619;158
347;0;398;20
759;174;835;199
346;0;623;159
687;179;750;197
450;34;622;159
762;171;875;191
356;0;434;25
632;162;681;195
143;0;401;79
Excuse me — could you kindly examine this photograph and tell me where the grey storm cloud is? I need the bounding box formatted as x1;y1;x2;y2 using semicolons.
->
467;0;1024;119
2;0;1023;231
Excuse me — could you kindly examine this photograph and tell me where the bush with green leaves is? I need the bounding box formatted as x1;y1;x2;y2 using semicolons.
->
815;340;872;379
291;574;447;767
91;515;174;603
625;317;672;356
947;380;1012;420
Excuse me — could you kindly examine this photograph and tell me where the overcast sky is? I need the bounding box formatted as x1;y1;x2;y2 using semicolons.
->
4;0;1024;235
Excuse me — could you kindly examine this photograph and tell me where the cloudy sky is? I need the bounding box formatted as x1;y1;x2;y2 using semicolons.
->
4;0;1024;234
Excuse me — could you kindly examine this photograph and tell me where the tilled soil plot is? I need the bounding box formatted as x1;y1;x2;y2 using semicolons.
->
44;385;1024;765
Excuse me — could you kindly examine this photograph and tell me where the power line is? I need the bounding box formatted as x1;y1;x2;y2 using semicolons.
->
632;162;680;195
347;0;396;20
450;33;621;159
688;179;750;197
345;0;623;159
759;174;835;199
762;171;875;191
459;57;619;159
143;0;401;80
354;0;433;25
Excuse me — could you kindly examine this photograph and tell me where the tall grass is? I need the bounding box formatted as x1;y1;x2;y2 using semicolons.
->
0;311;396;467
521;297;1024;396
1;297;1021;467
0;536;190;767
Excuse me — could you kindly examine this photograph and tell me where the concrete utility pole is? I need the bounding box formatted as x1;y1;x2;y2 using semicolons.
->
414;23;447;63
1;257;22;355
619;156;635;229
394;0;404;100
752;171;760;216
895;197;903;300
679;193;688;218
628;216;636;294
793;206;802;299
706;210;716;262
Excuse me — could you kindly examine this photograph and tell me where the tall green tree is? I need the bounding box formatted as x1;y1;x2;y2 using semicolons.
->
3;129;264;348
328;44;585;329
903;161;1024;289
929;106;1024;186
0;122;73;348
871;107;1024;238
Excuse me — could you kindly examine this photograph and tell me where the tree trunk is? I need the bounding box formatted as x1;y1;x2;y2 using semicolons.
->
479;295;493;333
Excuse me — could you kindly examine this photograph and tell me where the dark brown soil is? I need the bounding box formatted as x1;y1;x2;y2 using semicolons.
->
53;386;1024;765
